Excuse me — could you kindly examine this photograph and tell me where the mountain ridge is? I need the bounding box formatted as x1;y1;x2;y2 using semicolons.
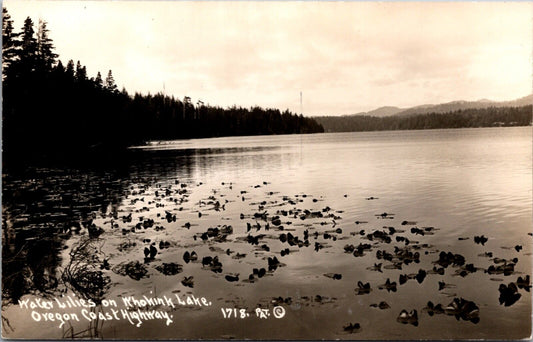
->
346;94;533;118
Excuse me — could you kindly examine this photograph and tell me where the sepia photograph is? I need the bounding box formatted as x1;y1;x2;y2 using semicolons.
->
1;1;532;340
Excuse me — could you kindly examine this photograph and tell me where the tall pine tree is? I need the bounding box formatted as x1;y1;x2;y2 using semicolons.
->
75;60;87;82
19;17;38;74
2;7;20;79
95;71;103;88
105;70;117;92
65;59;75;78
36;19;57;71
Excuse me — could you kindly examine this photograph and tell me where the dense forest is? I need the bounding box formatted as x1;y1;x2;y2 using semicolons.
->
2;9;324;166
315;106;532;133
3;9;531;167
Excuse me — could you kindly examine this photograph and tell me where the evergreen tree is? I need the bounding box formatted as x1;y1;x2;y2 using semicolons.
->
75;60;87;82
105;69;117;92
54;60;64;73
2;7;20;79
19;17;38;73
65;59;74;78
95;71;103;88
36;19;57;70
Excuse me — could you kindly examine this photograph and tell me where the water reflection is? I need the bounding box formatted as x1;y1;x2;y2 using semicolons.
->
1;127;531;340
2;147;283;305
2;169;124;304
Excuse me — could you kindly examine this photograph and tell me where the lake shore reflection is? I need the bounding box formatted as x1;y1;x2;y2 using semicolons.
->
2;127;531;339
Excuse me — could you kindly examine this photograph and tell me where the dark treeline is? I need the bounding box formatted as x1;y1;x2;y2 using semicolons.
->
315;106;532;133
2;9;323;166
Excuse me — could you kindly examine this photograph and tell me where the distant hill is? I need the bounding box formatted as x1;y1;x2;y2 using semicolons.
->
344;94;533;118
395;94;533;117
498;94;533;107
353;106;403;117
314;104;532;133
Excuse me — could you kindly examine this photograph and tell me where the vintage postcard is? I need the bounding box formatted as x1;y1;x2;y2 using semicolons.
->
2;1;532;340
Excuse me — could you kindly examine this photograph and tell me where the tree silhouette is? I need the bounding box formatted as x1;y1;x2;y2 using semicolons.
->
105;69;117;92
19;17;38;73
314;106;532;133
95;71;103;88
75;60;87;82
36;19;57;70
65;59;75;78
2;8;324;167
2;8;20;79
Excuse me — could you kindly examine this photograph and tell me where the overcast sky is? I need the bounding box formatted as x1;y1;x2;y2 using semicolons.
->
5;1;532;116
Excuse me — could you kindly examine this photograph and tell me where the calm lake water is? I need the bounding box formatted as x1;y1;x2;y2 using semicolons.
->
2;127;531;339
